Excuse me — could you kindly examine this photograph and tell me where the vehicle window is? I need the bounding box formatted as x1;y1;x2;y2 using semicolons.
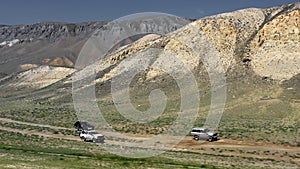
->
192;129;201;133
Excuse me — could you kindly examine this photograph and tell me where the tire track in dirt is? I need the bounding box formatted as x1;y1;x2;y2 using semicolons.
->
0;126;79;141
0;117;72;130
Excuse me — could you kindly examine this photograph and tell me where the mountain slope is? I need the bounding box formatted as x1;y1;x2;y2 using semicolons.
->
0;22;107;74
0;18;191;74
83;2;299;85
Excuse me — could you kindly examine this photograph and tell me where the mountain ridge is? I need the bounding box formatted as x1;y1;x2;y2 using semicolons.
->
0;17;191;74
0;2;299;88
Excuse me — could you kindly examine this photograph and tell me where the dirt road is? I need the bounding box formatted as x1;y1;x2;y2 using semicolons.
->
0;117;299;164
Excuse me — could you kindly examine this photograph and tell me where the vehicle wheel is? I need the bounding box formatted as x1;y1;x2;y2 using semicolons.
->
208;137;213;142
194;135;200;141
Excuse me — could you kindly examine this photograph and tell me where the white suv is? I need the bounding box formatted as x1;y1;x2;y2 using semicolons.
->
80;130;105;143
191;128;218;142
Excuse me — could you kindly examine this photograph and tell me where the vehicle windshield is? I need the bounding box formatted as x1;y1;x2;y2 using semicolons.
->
89;132;98;134
192;128;210;133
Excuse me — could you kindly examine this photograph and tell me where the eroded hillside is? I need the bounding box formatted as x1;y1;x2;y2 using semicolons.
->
86;2;299;86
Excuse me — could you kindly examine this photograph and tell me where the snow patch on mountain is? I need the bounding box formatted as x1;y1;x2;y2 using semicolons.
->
0;39;20;47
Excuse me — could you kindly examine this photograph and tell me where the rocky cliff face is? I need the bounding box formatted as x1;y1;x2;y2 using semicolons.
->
0;17;191;74
249;9;300;81
0;22;106;43
0;22;108;74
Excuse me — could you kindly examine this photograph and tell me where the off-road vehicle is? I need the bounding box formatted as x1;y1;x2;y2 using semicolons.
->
80;130;105;143
191;127;218;142
74;120;95;131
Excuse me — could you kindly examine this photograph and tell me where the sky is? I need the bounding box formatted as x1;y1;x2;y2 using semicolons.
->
0;0;298;25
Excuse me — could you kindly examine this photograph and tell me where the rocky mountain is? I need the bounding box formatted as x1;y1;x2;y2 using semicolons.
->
0;22;106;41
80;2;299;84
0;18;191;74
0;22;106;74
0;3;298;91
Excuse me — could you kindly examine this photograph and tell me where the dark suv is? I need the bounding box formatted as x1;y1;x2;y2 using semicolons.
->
74;120;95;131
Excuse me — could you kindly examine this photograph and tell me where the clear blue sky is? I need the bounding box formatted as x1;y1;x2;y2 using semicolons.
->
0;0;298;25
